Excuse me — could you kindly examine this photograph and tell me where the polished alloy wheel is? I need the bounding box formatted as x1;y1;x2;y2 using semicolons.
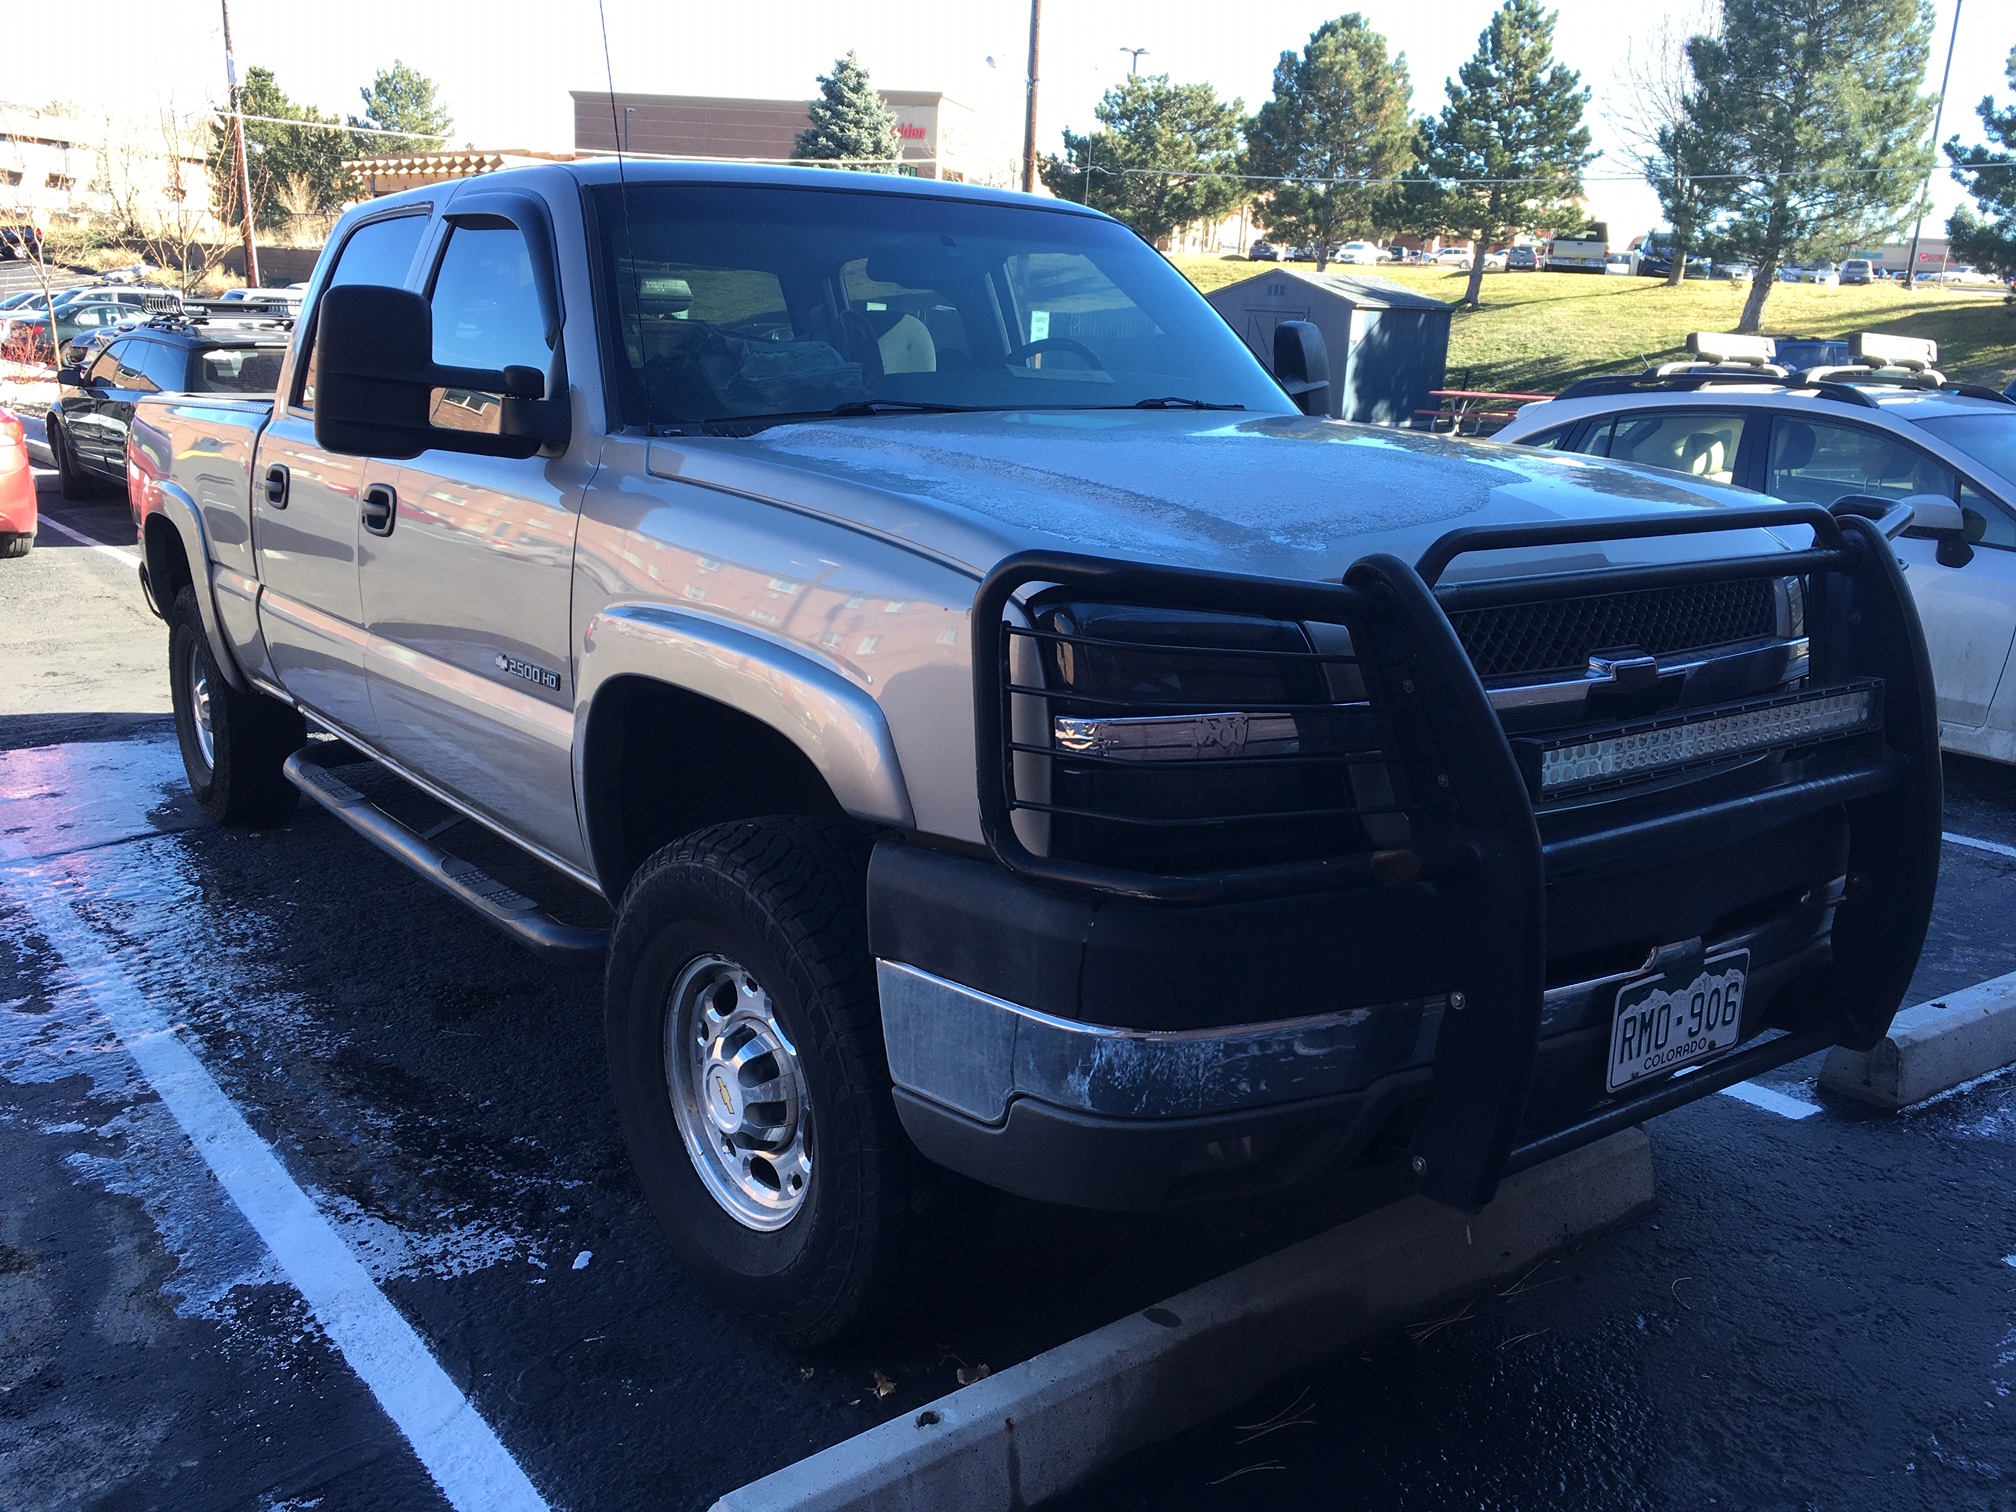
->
665;955;811;1231
186;644;216;771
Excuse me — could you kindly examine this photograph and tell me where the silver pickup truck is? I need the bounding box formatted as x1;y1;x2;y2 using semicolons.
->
127;161;1942;1346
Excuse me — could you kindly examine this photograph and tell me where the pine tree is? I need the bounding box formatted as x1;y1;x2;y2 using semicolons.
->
207;67;350;232
1416;0;1593;309
1946;46;2016;279
350;60;454;157
1245;15;1414;272
1686;0;1936;331
794;53;903;172
1040;76;1246;245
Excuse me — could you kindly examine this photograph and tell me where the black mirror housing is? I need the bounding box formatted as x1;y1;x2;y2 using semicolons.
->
312;283;568;461
1272;320;1331;417
57;364;84;387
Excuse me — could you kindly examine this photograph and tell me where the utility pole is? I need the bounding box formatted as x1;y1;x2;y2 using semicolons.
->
1021;0;1041;194
1905;0;1963;290
221;0;260;288
1120;47;1149;76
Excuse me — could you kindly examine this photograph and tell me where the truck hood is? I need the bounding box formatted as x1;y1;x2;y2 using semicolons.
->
646;410;1797;584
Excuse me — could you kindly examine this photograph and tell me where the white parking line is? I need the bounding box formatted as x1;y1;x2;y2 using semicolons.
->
1719;1081;1822;1120
35;512;142;568
1945;831;2016;863
0;854;548;1512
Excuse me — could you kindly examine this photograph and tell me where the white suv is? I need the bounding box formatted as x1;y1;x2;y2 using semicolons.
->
1496;333;2016;763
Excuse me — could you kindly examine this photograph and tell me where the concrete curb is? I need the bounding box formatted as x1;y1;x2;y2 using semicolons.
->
712;1129;1655;1512
1819;970;2016;1110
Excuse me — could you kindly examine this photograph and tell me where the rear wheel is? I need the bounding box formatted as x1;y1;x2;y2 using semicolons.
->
0;531;30;558
169;585;304;825
605;816;965;1345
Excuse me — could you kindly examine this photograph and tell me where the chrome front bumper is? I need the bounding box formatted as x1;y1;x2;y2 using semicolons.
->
878;882;1839;1133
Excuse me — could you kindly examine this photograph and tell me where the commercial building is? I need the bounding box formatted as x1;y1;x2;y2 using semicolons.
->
569;90;1006;184
1;101;217;233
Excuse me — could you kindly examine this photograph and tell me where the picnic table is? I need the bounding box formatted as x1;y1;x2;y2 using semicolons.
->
1414;388;1553;436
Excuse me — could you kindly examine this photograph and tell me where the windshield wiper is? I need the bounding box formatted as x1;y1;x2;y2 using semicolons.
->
1128;397;1247;410
827;400;983;417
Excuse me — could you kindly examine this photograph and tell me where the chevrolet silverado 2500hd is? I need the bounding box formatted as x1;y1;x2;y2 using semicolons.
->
127;162;1942;1345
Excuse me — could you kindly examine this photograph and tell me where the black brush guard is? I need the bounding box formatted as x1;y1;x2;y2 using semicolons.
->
969;505;1941;1210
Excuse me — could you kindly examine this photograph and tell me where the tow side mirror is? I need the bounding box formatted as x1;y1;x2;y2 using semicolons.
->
312;283;568;461
1896;492;1974;568
1273;320;1331;417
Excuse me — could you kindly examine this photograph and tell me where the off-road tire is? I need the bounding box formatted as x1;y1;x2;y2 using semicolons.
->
605;816;964;1346
169;584;304;825
0;531;30;557
49;418;101;501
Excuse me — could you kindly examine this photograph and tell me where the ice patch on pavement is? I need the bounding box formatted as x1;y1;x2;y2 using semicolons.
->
0;738;562;1327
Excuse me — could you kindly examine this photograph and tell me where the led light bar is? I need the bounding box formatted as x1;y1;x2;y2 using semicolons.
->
1851;331;1937;370
1686;331;1777;366
1054;711;1301;761
1530;684;1880;796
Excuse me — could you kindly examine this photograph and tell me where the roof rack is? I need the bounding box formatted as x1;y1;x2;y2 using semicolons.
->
1553;328;2014;408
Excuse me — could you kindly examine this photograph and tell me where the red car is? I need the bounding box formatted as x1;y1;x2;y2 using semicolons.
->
0;406;36;556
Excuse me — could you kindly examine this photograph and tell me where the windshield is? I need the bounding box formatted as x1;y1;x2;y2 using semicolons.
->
1916;414;2016;483
588;183;1291;429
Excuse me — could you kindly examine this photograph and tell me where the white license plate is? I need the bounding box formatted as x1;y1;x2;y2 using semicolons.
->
1606;951;1750;1093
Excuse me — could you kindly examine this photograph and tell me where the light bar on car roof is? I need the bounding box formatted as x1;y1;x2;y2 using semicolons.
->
1686;332;1777;366
1850;332;1937;370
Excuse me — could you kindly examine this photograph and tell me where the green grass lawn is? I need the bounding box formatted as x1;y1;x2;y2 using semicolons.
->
1171;256;2016;396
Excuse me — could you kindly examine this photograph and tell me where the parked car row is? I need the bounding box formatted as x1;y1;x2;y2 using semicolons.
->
44;313;291;499
0;224;43;261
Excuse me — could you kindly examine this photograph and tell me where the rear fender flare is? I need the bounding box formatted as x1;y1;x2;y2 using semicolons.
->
574;603;914;830
144;481;250;693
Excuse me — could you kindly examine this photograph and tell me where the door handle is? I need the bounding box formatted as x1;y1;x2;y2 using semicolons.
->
361;483;397;537
264;463;289;508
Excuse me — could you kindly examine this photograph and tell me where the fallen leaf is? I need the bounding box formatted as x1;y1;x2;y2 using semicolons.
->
800;1367;815;1380
872;1370;896;1399
956;1363;991;1386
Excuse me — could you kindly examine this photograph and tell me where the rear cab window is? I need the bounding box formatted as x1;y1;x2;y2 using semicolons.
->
194;346;287;394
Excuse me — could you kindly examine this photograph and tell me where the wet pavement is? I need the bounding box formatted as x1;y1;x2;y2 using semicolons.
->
5;473;2016;1509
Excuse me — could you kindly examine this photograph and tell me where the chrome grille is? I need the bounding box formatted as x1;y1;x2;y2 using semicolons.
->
1447;579;1779;680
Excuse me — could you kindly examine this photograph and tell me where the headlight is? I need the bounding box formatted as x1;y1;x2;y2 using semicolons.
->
1022;601;1395;870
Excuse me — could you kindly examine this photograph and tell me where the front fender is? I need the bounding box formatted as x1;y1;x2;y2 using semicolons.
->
575;603;915;829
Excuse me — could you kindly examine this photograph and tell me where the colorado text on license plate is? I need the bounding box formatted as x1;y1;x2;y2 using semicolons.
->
1606;951;1749;1093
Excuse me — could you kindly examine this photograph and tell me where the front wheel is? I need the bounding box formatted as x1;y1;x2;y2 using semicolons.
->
169;585;304;824
605;817;964;1346
49;419;101;501
0;531;30;558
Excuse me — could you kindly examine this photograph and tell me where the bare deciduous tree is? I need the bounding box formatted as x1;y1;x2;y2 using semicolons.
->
1609;3;1717;286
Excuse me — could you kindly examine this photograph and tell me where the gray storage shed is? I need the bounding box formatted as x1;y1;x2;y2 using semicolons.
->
1204;268;1452;425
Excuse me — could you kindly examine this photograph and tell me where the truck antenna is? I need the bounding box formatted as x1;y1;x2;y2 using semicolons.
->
598;0;654;431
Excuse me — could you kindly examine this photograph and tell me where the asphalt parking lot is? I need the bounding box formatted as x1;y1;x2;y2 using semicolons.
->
7;469;2016;1510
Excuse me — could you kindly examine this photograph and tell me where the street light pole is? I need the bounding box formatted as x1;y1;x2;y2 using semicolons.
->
1021;0;1041;194
221;0;260;288
1120;47;1149;75
1905;0;1963;290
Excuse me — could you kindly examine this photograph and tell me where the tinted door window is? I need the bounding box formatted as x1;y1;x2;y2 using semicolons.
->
1577;411;1747;485
130;339;184;392
297;212;429;407
85;342;126;385
1767;417;1953;505
428;225;551;374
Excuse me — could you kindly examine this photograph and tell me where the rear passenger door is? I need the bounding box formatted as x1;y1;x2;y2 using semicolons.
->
1764;414;2016;729
254;210;429;739
358;204;589;865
